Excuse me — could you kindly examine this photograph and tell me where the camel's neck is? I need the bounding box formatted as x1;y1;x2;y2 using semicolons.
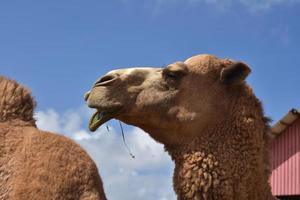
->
0;120;34;158
171;148;222;200
164;121;274;200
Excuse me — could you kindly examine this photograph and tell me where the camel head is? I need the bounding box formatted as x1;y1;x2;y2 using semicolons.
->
85;54;251;145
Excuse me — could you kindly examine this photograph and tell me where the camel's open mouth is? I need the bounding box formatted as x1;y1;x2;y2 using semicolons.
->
89;109;121;132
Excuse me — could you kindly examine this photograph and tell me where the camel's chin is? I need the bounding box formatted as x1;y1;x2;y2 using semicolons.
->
89;109;121;132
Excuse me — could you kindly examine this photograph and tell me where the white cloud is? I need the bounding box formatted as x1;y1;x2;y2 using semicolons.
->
35;107;176;200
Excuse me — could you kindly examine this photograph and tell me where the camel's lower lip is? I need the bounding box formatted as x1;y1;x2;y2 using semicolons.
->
89;108;121;132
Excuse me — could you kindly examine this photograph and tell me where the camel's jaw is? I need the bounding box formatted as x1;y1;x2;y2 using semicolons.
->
85;87;125;132
89;108;122;132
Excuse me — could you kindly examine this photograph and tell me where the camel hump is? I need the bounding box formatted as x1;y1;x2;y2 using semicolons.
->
0;76;36;124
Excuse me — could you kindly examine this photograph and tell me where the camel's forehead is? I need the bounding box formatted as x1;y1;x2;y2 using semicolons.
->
105;54;231;76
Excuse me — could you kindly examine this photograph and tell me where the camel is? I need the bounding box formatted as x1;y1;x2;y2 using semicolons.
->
85;54;276;200
0;76;107;200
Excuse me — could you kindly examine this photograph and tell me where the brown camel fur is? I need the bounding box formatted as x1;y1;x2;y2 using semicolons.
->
85;54;276;200
0;76;107;200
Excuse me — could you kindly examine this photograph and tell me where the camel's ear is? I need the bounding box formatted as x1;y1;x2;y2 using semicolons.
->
220;62;251;84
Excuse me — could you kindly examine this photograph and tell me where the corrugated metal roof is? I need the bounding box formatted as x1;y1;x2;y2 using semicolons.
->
271;109;300;136
269;108;300;196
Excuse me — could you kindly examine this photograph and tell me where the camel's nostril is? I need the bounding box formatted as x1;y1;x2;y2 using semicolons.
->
84;91;90;101
94;74;117;86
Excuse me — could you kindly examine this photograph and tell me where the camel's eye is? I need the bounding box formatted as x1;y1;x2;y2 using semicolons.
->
164;71;178;80
163;70;184;82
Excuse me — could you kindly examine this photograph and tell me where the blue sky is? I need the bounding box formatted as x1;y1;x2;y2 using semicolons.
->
1;0;300;199
1;0;300;120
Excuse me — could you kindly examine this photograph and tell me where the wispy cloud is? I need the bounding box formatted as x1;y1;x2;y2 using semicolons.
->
126;0;300;13
238;0;300;12
35;107;176;200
